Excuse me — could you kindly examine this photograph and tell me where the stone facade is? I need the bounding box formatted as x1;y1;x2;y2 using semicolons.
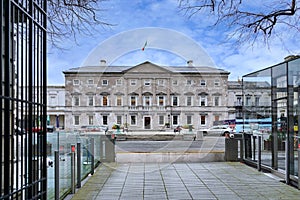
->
62;61;231;131
47;85;65;128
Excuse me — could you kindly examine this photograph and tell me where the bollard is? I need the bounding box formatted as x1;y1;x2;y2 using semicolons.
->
252;135;256;161
90;138;95;175
77;143;81;188
54;151;59;200
239;135;244;160
71;152;75;194
258;136;261;171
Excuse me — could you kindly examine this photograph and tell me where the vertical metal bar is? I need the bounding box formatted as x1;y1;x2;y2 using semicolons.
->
57;115;59;150
42;0;48;195
240;137;244;160
3;0;12;198
71;152;75;194
27;0;34;198
298;147;300;190
91;138;95;175
273;132;278;170
285;135;290;184
0;0;3;195
77;143;81;188
258;136;261;171
285;62;289;184
55;151;60;200
252;136;256;161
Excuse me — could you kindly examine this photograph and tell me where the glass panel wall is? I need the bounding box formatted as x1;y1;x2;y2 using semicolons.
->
242;68;272;167
271;63;287;171
243;57;300;185
287;59;300;179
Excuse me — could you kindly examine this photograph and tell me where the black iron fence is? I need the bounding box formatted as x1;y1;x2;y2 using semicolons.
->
1;1;47;199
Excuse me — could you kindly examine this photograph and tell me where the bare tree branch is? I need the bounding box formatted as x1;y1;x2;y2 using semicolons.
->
47;0;112;48
178;0;299;45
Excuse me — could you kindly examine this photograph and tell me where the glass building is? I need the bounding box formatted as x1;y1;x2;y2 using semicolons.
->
242;56;300;186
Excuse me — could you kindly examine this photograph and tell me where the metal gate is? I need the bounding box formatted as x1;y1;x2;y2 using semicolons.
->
1;1;47;199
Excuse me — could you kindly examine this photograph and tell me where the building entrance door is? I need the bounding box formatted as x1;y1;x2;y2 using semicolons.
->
144;117;151;129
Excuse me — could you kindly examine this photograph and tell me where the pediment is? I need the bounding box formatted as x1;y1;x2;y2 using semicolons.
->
123;61;171;74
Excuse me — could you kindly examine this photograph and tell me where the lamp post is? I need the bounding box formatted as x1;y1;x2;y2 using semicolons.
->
56;115;59;150
125;114;128;132
170;106;173;128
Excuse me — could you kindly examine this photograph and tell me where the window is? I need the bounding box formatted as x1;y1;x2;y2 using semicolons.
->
103;116;108;125
172;96;178;106
214;79;220;87
255;96;260;106
130;115;136;125
130;96;137;106
116;96;122;106
49;96;57;106
102;79;108;85
157;79;164;86
102;96;108;106
88;115;94;125
186;80;192;85
73;96;80;106
187;115;192;124
200;80;206;86
87;79;94;85
159;116;164;125
73;79;80;85
246;96;251;106
88;96;94;106
172;80;178;85
200;115;206;125
131;79;137;86
117;116;122;125
158;96;164;106
186;96;192;106
214;115;220;122
143;96;151;106
173;116;178;125
116;79;122;85
200;96;207;106
237;96;242;106
214;96;220;106
74;115;80;125
144;80;151;86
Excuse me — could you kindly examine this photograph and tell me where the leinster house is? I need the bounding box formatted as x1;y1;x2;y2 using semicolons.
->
62;60;232;131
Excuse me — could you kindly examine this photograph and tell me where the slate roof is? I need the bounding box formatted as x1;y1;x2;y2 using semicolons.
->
63;61;230;75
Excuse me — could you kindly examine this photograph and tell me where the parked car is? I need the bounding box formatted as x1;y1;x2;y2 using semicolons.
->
14;126;26;135
32;127;43;133
47;125;55;132
201;125;234;136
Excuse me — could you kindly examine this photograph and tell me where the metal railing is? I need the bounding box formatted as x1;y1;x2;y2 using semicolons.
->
46;131;115;199
1;1;47;199
242;133;300;188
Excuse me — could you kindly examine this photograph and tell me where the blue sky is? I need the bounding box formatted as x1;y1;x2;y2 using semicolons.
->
47;0;300;85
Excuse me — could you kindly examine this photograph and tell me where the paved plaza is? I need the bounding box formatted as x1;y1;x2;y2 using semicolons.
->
68;162;300;200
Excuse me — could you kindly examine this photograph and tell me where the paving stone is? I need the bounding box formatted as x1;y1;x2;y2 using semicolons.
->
70;162;300;200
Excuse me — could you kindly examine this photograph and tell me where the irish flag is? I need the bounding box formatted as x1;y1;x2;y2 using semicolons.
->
141;41;147;51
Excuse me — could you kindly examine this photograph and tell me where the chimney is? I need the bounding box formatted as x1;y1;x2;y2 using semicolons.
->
187;60;193;66
100;59;107;66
